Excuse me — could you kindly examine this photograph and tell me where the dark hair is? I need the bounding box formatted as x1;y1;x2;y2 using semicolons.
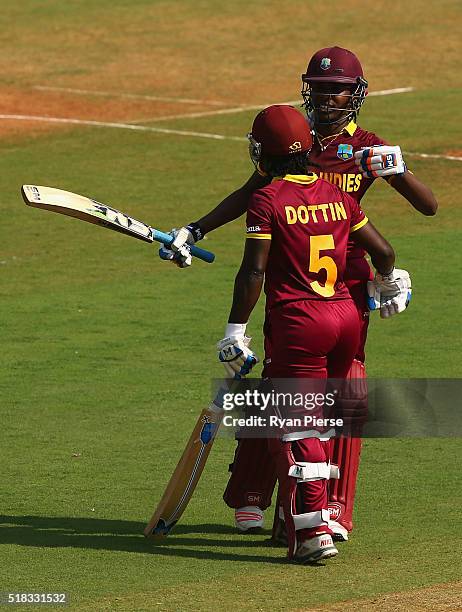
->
261;151;310;177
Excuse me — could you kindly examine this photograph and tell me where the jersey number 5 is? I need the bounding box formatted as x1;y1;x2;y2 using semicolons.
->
309;235;337;298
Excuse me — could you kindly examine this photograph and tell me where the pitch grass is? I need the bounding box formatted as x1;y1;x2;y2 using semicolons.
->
0;0;461;610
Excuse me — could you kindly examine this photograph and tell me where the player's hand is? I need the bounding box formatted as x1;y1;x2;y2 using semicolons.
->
367;268;412;319
158;226;196;268
354;145;406;178
217;324;259;378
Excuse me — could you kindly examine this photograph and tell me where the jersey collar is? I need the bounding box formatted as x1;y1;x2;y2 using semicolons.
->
272;173;318;185
282;173;318;185
344;120;357;136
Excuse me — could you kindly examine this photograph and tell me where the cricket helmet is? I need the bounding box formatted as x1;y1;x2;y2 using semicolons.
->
248;105;313;168
301;46;368;125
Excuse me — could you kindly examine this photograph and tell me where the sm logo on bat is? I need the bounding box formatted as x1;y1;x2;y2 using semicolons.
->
92;201;130;228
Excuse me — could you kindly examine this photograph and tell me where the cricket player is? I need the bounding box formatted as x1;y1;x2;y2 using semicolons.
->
216;103;410;562
160;47;436;541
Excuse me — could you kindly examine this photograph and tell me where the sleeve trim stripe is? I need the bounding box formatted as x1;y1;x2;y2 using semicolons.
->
246;233;272;239
350;217;369;233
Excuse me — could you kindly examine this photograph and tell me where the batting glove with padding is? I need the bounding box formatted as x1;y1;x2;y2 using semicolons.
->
158;224;201;268
217;323;259;379
354;145;406;179
367;268;412;319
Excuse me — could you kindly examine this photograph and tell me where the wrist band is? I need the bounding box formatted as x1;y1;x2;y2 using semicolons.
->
225;322;248;337
378;267;394;279
187;222;204;242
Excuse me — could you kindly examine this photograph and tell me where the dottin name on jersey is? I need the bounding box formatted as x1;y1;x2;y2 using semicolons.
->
319;172;362;192
285;201;347;225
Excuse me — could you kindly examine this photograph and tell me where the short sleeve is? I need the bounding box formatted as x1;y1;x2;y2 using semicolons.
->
246;190;273;240
346;192;369;233
364;131;388;147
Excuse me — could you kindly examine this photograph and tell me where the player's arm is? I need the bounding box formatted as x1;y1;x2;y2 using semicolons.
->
196;171;271;235
386;171;438;216
352;222;411;319
217;237;271;378
159;171;270;267
217;186;272;377
348;190;411;319
351;221;394;274
354;146;438;216
228;237;271;323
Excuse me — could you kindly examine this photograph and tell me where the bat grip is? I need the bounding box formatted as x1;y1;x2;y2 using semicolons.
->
152;229;215;263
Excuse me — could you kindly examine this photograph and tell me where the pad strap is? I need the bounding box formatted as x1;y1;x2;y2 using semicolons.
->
279;506;330;530
288;462;340;481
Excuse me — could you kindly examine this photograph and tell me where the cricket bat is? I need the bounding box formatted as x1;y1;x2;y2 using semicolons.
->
21;185;215;263
144;396;225;538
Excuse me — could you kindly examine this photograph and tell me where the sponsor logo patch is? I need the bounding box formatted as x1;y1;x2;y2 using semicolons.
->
320;57;331;70
383;153;396;168
337;143;354;160
246;225;261;233
328;503;342;521
247;493;262;504
292;465;304;478
31;185;41;200
289;140;302;152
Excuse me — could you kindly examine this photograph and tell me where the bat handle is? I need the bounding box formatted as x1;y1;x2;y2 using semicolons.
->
151;229;215;263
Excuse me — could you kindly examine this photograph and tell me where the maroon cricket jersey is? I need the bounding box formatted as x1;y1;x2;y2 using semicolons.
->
246;174;369;311
308;120;387;281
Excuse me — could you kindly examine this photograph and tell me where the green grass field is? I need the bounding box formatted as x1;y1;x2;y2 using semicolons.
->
1;1;461;610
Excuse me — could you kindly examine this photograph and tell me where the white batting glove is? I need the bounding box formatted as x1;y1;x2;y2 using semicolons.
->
367;268;412;319
158;227;195;268
217;323;259;379
354;145;406;179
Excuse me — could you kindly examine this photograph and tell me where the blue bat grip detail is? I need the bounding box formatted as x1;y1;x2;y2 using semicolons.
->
367;295;378;311
151;229;215;263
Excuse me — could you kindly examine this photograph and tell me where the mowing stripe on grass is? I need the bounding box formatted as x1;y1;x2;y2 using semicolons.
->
402;151;462;162
129;87;415;124
1;113;460;163
0;114;246;141
129;101;305;123
30;86;414;126
33;85;228;106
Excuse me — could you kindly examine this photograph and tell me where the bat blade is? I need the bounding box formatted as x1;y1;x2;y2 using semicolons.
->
144;401;224;538
21;184;153;243
21;185;215;263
